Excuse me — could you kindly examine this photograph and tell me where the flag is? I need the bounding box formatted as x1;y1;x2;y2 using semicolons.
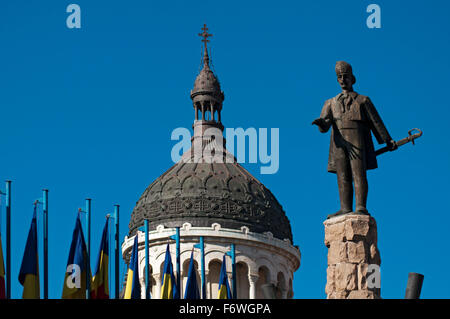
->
62;213;90;299
218;254;232;299
160;243;178;299
91;218;109;299
184;250;200;299
0;235;5;299
124;235;140;299
18;207;40;299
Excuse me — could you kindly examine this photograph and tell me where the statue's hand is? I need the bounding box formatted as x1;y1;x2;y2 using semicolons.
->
386;139;398;151
312;118;325;127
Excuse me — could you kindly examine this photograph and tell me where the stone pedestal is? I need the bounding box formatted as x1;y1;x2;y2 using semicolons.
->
324;214;381;299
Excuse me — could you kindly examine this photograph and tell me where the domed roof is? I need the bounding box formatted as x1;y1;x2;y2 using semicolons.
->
192;66;220;96
190;52;224;103
128;25;293;243
128;151;293;242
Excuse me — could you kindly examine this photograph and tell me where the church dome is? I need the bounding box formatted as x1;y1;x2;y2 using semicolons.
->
190;52;224;105
128;25;293;243
128;158;293;242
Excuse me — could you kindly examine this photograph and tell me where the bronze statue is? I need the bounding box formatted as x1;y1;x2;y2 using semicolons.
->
312;61;397;218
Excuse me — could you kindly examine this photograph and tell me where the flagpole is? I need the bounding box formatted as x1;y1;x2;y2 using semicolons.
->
170;227;180;298
199;236;206;299
230;243;236;299
176;227;180;298
114;204;119;299
86;198;91;299
193;236;206;299
5;180;11;299
43;189;49;299
144;219;149;299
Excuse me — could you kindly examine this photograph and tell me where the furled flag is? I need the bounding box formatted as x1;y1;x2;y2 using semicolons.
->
91;217;109;299
184;249;200;299
18;206;40;299
124;235;141;299
218;254;232;299
62;213;90;299
160;243;178;299
0;235;6;299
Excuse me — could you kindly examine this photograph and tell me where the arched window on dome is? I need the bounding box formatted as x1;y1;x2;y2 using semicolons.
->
205;110;211;121
236;262;250;299
276;272;286;299
287;278;293;299
255;266;270;299
195;104;199;121
207;260;221;299
143;264;155;298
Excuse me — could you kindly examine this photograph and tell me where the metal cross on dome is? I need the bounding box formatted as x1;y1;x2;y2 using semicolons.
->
198;24;213;51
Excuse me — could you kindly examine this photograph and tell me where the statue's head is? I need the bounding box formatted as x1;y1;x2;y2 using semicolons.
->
335;61;356;91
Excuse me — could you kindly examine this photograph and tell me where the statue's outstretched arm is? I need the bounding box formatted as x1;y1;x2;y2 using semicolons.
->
312;99;332;133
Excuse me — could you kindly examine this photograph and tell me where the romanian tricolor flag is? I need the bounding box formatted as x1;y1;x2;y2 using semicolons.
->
217;254;232;299
62;213;90;299
184;250;200;299
18;207;40;299
124;235;141;299
0;235;6;299
91;218;109;299
160;244;178;299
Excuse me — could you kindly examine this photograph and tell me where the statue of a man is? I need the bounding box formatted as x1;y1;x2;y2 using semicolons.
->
312;61;396;218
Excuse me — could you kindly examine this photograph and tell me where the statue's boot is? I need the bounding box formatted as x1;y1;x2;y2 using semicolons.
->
354;206;369;215
354;175;370;216
327;178;353;219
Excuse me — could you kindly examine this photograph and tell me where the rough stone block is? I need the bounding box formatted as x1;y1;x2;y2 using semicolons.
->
324;222;345;246
327;290;348;299
347;290;379;299
369;243;381;265
357;263;368;290
347;241;367;264
344;217;370;241
328;241;347;265
335;263;357;291
325;265;336;295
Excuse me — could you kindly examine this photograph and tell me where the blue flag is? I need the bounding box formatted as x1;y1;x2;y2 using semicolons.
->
18;206;40;299
184;250;200;299
160;244;178;299
62;213;90;299
218;254;232;299
124;235;141;299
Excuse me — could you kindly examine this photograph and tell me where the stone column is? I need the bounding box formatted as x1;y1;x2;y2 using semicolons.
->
248;274;259;299
153;274;161;299
205;270;210;299
280;288;288;299
324;213;381;299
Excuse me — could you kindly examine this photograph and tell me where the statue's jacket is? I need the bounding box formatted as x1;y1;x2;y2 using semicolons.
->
319;91;392;173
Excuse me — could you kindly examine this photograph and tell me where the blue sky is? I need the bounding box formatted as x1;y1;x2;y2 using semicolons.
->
0;0;449;299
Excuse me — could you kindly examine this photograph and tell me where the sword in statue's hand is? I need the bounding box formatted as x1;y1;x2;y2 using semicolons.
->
375;128;423;156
